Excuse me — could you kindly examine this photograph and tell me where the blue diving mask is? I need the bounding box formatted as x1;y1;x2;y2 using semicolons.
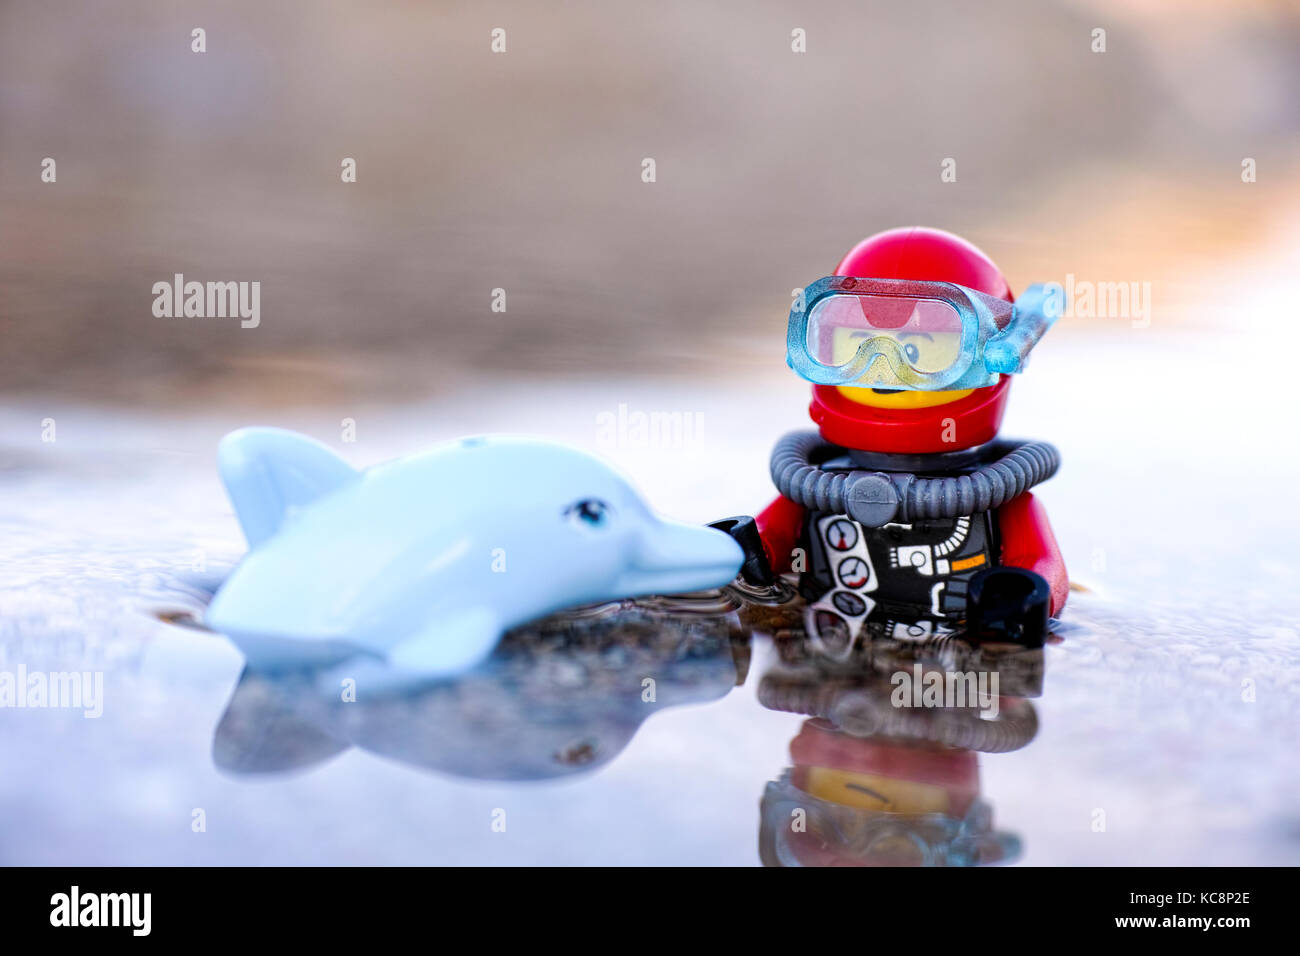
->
786;276;1062;391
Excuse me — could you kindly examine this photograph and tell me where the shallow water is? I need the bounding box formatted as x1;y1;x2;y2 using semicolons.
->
2;328;1298;865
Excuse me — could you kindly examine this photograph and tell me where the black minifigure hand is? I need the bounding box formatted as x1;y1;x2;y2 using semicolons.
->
707;516;777;588
966;566;1050;648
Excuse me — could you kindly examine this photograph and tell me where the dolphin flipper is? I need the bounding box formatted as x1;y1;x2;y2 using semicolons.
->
218;427;358;547
315;608;505;697
388;607;502;676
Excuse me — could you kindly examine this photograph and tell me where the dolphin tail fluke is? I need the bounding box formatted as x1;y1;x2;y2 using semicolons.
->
218;427;359;547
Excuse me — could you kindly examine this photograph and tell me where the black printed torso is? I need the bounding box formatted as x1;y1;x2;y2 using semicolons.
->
794;450;1002;642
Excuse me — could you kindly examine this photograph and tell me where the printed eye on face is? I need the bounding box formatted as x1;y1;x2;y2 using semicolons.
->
49;886;151;937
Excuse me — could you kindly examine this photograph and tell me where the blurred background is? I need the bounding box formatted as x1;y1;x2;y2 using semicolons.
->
3;0;1299;404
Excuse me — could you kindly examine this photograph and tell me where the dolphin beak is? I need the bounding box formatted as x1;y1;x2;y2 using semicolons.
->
624;518;745;595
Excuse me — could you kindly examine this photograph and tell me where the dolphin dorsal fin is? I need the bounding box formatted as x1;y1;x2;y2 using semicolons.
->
217;427;358;547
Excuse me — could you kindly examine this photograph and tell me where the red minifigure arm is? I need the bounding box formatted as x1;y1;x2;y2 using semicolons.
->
997;492;1068;617
755;495;806;575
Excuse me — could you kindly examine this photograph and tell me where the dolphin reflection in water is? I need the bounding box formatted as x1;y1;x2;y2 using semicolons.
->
212;592;750;781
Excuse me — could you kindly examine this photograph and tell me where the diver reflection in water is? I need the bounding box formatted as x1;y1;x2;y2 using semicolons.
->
212;592;749;781
755;619;1042;867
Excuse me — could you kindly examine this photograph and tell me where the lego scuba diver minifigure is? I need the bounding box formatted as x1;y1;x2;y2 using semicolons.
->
715;227;1067;648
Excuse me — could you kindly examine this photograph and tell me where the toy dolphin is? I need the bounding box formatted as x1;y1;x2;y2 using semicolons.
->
205;428;744;679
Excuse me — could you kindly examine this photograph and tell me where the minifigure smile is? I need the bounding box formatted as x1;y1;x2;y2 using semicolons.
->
839;383;975;409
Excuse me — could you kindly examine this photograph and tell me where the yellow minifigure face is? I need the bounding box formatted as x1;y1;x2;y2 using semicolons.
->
828;326;974;408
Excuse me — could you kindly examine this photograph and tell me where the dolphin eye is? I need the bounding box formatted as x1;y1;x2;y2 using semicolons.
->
565;499;611;528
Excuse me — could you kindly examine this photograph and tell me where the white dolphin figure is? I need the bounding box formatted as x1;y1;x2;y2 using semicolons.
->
205;428;743;679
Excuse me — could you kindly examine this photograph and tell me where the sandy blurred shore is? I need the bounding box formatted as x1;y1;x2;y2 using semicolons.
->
2;0;1298;405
